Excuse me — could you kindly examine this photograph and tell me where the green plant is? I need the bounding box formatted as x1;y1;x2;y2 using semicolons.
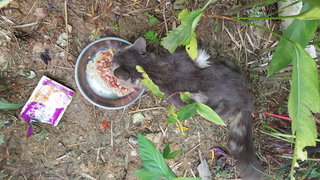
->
136;65;225;134
144;30;160;44
159;0;320;179
0;100;22;110
107;21;119;30
135;133;200;180
144;12;159;25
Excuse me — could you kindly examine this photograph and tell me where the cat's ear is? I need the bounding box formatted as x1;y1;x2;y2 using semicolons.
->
114;67;130;80
132;37;146;53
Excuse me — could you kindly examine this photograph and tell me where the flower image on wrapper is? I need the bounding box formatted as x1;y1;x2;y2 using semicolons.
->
20;76;74;136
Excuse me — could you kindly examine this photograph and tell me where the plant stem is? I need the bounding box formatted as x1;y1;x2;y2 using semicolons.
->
203;14;291;42
234;14;299;20
226;0;275;15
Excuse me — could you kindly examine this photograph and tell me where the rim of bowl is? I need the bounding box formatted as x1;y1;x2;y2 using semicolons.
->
75;37;145;110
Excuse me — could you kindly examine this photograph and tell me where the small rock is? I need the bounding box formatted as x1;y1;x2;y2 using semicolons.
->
17;69;36;79
130;150;137;156
56;33;68;47
34;8;48;20
152;132;162;144
128;136;138;145
78;135;84;141
132;113;146;124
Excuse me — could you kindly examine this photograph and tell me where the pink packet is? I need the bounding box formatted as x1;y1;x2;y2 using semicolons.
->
20;76;74;136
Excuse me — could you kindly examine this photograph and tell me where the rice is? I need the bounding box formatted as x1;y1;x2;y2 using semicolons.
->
87;49;133;96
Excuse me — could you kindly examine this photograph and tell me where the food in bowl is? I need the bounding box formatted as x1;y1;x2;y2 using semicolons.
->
86;48;134;96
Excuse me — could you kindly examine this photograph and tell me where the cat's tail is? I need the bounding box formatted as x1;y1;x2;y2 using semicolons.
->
229;110;262;180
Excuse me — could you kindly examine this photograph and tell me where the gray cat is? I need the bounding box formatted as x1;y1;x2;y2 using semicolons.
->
111;37;262;179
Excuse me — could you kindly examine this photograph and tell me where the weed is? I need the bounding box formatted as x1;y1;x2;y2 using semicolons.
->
143;30;160;44
107;21;119;30
143;12;159;25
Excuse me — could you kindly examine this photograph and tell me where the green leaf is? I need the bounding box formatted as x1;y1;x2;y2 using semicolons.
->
0;100;22;110
178;9;190;20
195;103;225;125
144;12;159;25
163;144;181;159
302;0;320;6
0;85;8;91
176;104;197;120
163;144;171;157
161;9;203;53
164;150;181;159
288;42;320;176
135;166;162;180
167;105;177;123
144;30;159;44
137;134;176;178
0;135;4;145
180;92;191;103
268;2;319;75
296;6;320;20
171;178;201;180
186;33;198;60
136;65;165;98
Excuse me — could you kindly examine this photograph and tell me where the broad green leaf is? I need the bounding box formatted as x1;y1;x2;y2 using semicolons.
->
136;65;165;98
302;0;320;6
288;42;320;176
296;6;320;20
166;116;175;124
172;178;201;180
186;33;198;60
180;92;191;103
0;100;22;110
268;2;319;76
161;0;214;53
135;166;162;180
195;103;225;125
137;134;176;178
178;9;190;20
164;150;181;159
176;104;197;120
161;9;203;53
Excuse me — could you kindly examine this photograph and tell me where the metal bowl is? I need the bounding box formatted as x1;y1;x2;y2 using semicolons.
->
75;37;144;109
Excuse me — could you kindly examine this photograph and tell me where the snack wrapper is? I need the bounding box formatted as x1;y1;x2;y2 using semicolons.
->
20;76;74;136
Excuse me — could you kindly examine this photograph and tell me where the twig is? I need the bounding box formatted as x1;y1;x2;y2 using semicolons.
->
55;44;76;59
66;141;87;148
96;145;101;162
263;23;276;49
162;6;168;34
185;141;203;155
64;0;70;66
111;121;114;148
55;66;74;70
125;1;141;7
224;26;240;48
12;22;39;28
128;107;166;114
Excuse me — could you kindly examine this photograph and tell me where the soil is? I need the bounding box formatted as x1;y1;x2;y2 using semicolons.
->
0;0;302;179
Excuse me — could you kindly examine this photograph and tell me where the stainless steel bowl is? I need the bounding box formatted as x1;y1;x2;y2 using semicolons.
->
75;37;144;109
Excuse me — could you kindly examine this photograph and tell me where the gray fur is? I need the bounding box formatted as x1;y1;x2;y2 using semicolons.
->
112;37;261;179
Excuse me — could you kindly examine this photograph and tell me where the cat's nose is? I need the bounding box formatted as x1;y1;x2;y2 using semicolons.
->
114;67;129;80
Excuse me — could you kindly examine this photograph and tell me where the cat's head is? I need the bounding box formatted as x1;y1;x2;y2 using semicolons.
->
111;37;148;88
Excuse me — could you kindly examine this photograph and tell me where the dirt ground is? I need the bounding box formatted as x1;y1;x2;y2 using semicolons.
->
0;0;300;179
